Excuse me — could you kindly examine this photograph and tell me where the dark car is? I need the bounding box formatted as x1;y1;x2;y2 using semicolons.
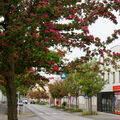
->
30;100;35;104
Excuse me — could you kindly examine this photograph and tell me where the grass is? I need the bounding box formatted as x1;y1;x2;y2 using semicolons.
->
50;105;83;113
82;111;98;116
37;102;48;105
69;109;83;112
50;106;64;109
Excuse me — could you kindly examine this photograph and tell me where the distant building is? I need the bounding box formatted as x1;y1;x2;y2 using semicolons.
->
0;90;2;102
98;45;120;114
0;90;6;103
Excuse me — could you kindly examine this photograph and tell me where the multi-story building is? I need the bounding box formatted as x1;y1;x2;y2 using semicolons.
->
97;45;120;115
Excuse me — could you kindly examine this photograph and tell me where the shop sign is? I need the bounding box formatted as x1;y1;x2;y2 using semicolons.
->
113;85;120;91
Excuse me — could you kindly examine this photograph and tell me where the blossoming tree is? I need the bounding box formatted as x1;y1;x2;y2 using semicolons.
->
0;0;120;120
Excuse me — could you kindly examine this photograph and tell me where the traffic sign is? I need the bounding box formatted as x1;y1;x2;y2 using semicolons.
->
61;73;66;79
16;92;19;95
84;95;88;99
68;96;71;100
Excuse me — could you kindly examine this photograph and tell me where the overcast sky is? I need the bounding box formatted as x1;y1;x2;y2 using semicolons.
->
64;11;120;62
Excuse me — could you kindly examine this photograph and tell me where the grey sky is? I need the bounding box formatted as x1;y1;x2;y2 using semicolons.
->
65;11;120;62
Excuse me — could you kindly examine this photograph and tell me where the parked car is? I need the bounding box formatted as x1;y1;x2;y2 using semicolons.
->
30;100;35;104
23;99;28;104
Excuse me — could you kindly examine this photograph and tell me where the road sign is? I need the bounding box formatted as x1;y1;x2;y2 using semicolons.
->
61;73;66;79
16;92;19;95
68;96;71;100
84;95;88;99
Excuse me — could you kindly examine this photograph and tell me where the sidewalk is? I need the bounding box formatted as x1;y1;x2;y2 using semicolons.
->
0;105;36;120
73;112;120;120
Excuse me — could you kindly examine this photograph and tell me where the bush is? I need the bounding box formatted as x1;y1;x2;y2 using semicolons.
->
63;108;69;111
37;101;48;105
50;105;83;113
70;109;83;112
82;111;98;116
50;106;64;109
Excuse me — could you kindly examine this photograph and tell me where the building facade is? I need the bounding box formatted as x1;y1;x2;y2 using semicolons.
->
97;45;120;114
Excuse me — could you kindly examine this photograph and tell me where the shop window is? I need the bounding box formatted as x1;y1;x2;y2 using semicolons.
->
113;72;115;84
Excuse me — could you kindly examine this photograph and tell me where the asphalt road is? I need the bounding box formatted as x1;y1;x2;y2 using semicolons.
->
26;104;92;120
1;103;120;120
26;104;120;120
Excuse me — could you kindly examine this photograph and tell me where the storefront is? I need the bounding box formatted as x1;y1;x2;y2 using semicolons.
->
97;92;114;113
113;85;120;114
97;85;120;115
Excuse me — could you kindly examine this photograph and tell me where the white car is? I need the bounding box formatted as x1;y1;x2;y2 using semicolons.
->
23;99;28;104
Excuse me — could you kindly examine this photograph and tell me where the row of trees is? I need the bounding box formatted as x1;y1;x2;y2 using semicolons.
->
49;60;107;113
28;89;48;102
0;0;120;120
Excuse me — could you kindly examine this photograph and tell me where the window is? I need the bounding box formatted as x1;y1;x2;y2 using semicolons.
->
113;72;115;84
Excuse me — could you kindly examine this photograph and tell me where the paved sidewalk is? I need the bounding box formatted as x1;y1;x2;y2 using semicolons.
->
0;104;36;120
73;112;120;120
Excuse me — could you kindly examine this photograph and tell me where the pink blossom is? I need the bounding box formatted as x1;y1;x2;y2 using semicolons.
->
2;43;7;46
21;2;25;6
45;30;49;33
66;67;70;71
53;65;59;71
1;33;5;36
39;1;46;4
77;18;82;21
32;35;36;38
35;41;39;45
30;13;34;16
50;29;56;33
83;26;89;33
71;15;76;18
45;38;48;41
27;48;30;50
26;18;32;22
51;36;55;38
48;61;51;64
52;61;55;64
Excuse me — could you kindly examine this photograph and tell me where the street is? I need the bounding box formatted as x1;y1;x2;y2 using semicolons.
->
26;104;92;120
1;103;120;120
25;104;120;120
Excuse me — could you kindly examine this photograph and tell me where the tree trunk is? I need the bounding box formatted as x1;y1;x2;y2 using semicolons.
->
5;54;18;120
75;96;78;110
89;97;92;115
88;98;89;111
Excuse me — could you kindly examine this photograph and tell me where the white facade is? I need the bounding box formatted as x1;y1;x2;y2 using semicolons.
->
102;45;120;92
0;90;6;103
97;45;120;114
0;90;2;102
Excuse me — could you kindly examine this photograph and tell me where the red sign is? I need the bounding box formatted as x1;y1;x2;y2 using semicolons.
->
113;85;120;91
